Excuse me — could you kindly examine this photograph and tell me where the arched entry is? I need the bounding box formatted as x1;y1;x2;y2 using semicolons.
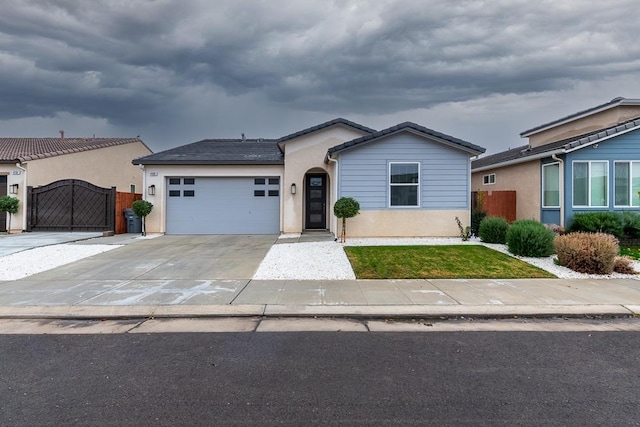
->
304;172;328;229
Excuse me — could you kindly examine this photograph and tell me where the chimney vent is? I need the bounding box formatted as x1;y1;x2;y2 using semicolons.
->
59;130;65;140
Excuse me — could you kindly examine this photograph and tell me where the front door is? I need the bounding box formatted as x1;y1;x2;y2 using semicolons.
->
305;174;326;229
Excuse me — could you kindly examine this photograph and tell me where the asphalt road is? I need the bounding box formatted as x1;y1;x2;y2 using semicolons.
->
1;332;639;426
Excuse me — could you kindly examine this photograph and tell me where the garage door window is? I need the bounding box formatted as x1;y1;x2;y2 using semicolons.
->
169;178;180;185
254;190;265;197
169;190;180;197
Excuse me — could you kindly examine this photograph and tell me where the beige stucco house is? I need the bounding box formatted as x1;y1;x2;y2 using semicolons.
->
134;119;485;237
472;97;640;226
0;136;152;232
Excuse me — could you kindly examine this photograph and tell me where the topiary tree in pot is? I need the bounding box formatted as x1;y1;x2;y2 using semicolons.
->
0;196;19;234
333;197;360;243
131;200;153;236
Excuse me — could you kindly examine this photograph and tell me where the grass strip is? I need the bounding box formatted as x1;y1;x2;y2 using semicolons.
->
344;245;556;279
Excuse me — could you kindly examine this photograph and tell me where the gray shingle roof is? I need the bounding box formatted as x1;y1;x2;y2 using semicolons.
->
278;118;376;143
0;137;145;163
473;116;640;170
133;139;283;165
327;122;485;155
520;97;640;137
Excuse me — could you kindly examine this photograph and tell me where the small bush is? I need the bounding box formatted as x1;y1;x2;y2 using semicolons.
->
567;212;624;237
478;216;509;244
614;256;636;275
555;232;619;274
506;219;555;257
471;210;486;237
621;211;640;238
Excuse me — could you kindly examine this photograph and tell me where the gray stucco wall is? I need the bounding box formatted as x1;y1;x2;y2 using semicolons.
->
337;132;471;210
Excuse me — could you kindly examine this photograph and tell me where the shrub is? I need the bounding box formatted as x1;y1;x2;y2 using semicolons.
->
567;212;624;237
621;211;640;238
506;219;555;257
471;210;486;237
554;232;619;274
478;216;509;244
614;256;636;275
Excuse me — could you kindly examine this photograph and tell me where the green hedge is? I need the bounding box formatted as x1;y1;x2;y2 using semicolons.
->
506;219;555;257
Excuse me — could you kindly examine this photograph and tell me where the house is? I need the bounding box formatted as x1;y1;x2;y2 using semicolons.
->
133;119;485;237
1;135;152;233
471;97;640;227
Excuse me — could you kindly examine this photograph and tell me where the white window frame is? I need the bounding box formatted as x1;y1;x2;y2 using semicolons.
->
542;162;560;208
572;160;609;208
613;161;640;207
388;162;420;208
482;173;496;185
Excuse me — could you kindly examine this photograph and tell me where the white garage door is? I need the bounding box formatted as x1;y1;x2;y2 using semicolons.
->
166;177;280;234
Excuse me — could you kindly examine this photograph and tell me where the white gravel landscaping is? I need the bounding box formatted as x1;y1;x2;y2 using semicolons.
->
253;236;640;280
0;244;120;281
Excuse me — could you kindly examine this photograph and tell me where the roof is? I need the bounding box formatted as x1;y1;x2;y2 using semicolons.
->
327;122;485;156
520;97;640;137
133;139;283;165
277;118;376;143
0;137;146;163
473;116;640;171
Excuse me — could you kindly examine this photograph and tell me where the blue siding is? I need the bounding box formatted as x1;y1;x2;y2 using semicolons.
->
337;132;471;210
563;128;640;225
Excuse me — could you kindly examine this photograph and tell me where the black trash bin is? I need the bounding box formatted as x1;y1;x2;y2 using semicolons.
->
124;209;142;233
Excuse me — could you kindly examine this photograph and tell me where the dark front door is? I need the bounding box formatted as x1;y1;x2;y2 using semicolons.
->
305;174;326;229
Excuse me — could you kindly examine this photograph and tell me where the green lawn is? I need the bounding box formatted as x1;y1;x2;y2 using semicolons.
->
620;246;640;260
344;245;556;279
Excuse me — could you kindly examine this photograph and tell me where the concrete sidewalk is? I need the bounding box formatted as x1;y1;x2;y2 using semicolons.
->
1;232;640;320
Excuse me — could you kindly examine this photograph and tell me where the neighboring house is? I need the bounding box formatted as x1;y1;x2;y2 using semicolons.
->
1;135;152;233
134;119;485;237
471;97;640;227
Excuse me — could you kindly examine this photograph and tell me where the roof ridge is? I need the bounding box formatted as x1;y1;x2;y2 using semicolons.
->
278;118;376;143
328;122;485;155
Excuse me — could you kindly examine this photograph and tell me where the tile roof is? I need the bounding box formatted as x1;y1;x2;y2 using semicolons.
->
472;116;640;170
278;118;376;143
327;122;485;155
520;97;640;137
133;139;283;165
0;137;145;163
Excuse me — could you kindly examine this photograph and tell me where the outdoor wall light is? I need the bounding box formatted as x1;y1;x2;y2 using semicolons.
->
9;184;18;194
291;183;296;195
148;184;156;196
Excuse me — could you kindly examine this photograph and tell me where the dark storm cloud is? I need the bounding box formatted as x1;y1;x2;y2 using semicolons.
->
1;0;639;131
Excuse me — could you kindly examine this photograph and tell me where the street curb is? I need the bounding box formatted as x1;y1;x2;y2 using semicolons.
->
0;304;635;320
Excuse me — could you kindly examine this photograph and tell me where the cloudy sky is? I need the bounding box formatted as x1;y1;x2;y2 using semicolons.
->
1;0;639;155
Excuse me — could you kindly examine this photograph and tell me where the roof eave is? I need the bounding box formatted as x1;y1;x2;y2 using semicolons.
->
520;98;640;138
133;160;284;166
472;149;564;173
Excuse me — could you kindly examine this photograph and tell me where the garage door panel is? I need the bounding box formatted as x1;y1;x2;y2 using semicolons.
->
166;177;280;234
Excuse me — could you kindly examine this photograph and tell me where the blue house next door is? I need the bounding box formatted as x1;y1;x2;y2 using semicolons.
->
305;174;326;229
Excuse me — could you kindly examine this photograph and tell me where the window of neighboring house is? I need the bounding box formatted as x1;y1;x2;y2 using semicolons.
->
573;161;608;207
614;161;640;207
389;162;420;207
130;184;136;193
542;163;560;208
483;173;496;185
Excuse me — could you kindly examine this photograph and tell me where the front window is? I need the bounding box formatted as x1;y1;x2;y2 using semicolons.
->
542;163;560;208
614;161;640;207
573;161;608;207
389;162;419;207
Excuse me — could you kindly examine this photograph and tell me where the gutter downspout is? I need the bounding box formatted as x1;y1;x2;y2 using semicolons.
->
551;154;564;228
15;162;27;232
327;155;339;238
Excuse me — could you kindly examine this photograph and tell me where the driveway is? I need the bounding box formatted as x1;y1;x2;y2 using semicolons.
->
0;235;277;306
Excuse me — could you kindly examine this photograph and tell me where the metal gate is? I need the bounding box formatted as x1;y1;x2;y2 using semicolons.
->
27;179;116;232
